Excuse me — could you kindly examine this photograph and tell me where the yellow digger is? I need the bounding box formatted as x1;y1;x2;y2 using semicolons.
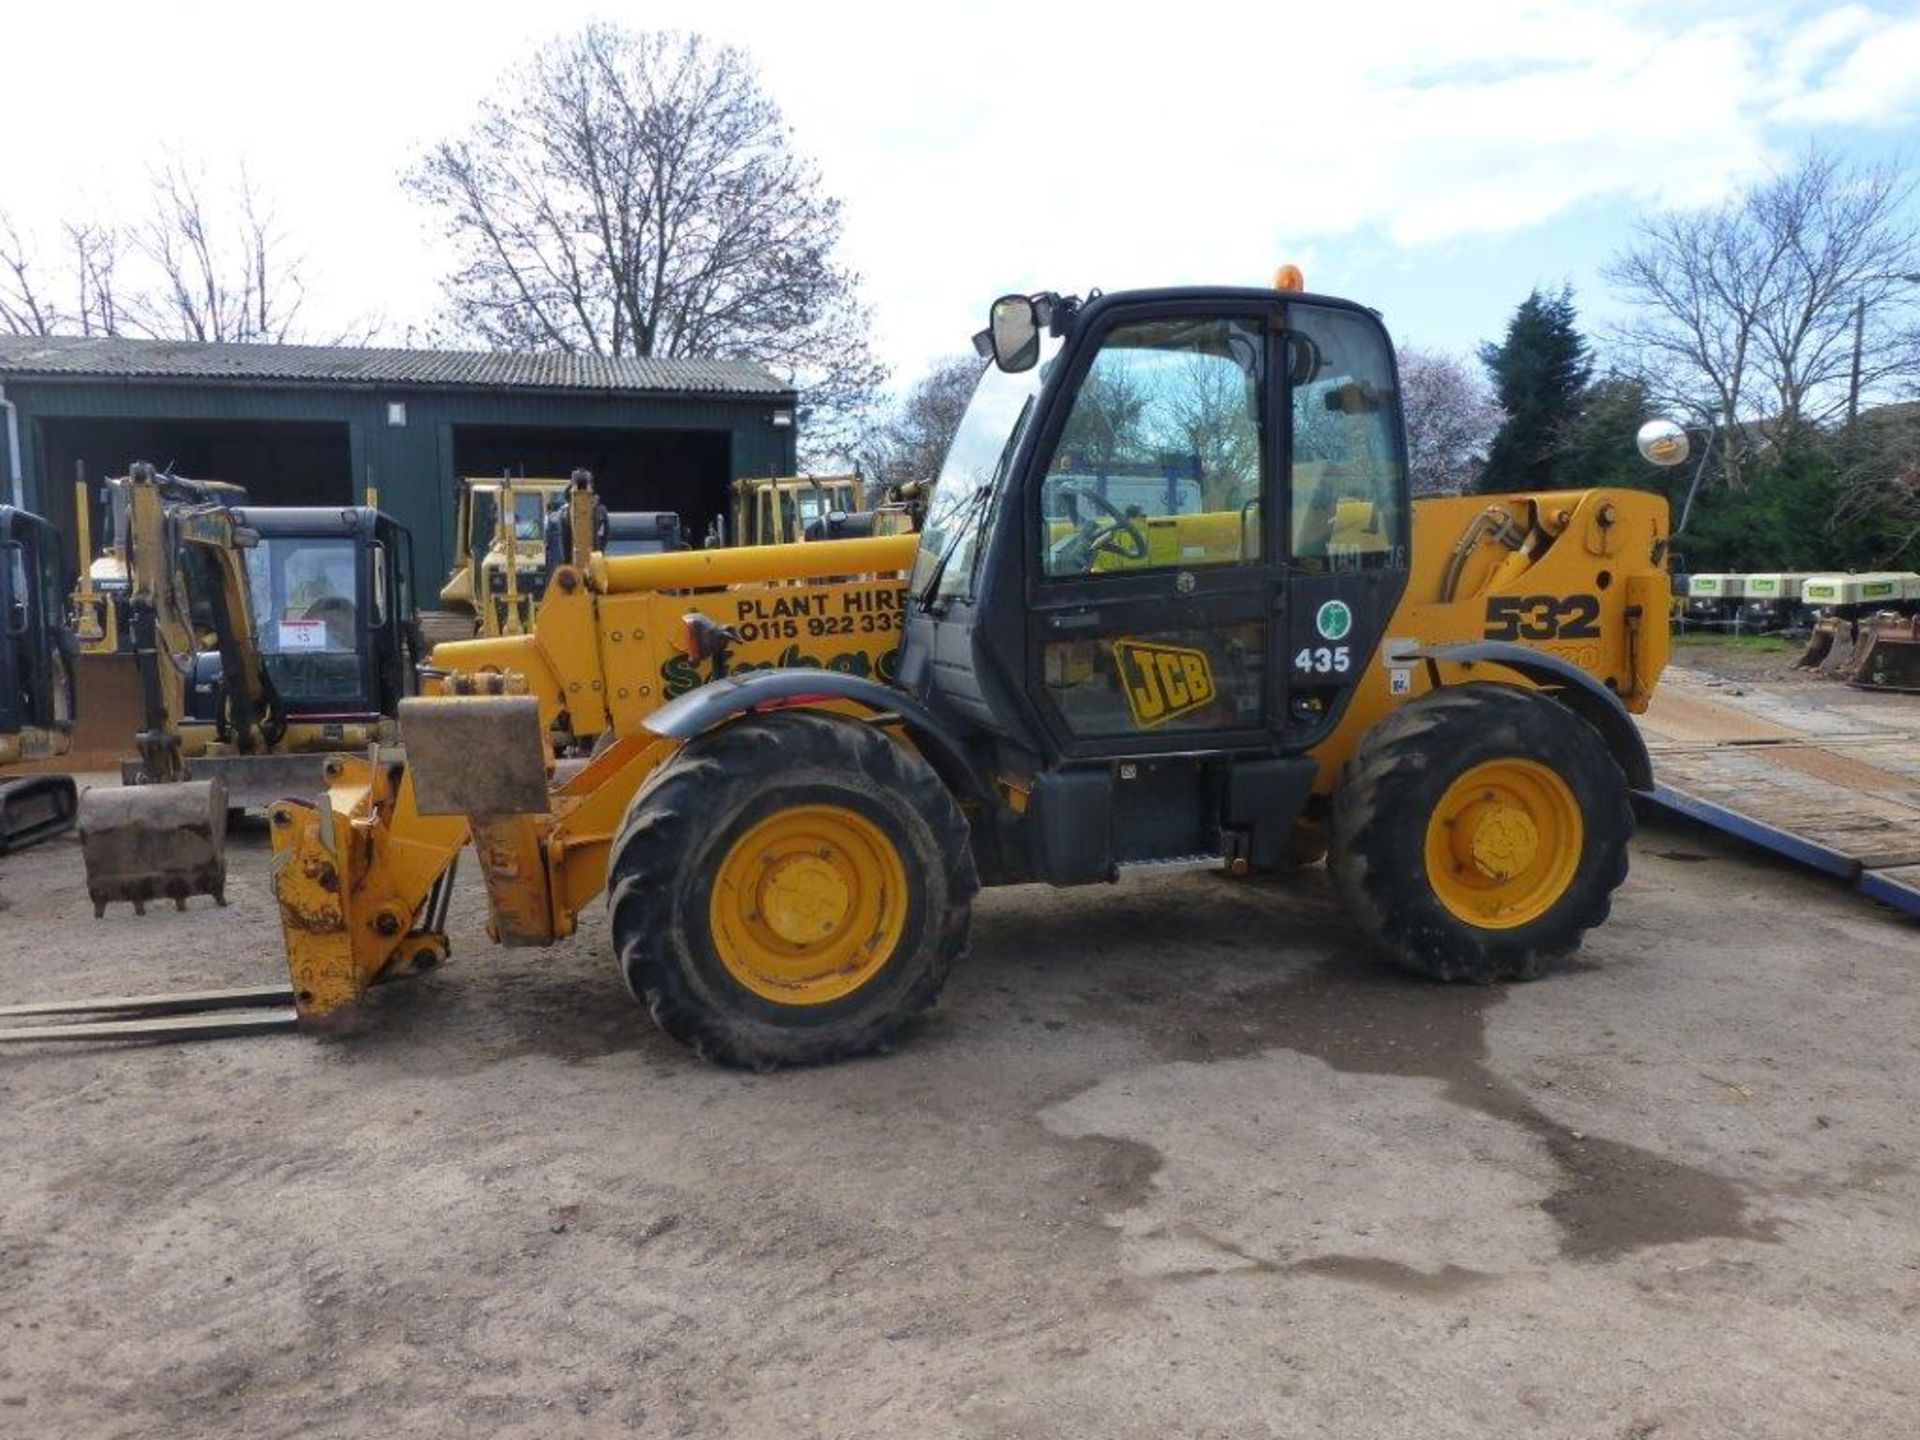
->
9;276;1676;1058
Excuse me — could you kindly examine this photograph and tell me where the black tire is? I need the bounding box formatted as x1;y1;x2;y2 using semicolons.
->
607;709;978;1068
1328;682;1633;984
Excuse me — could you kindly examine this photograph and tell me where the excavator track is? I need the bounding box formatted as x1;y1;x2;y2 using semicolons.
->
0;774;79;854
0;983;297;1044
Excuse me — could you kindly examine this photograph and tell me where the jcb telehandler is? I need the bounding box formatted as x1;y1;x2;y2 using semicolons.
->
12;277;1675;1059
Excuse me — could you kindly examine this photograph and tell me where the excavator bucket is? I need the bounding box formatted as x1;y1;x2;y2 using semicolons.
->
77;778;229;916
1793;618;1837;670
1795;615;1859;673
1845;614;1920;693
0;774;79;853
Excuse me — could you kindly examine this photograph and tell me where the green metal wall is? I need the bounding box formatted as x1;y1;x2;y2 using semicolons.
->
11;379;797;585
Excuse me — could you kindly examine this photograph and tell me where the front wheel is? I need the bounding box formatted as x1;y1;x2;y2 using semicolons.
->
1328;682;1633;983
606;710;978;1068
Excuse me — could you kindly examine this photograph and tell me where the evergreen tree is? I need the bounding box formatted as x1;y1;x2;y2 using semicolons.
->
1560;373;1659;493
1476;287;1593;492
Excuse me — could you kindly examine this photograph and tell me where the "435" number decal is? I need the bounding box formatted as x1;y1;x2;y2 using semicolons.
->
1483;594;1601;642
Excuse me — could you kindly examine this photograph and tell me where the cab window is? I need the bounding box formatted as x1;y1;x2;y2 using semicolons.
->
1287;307;1408;570
1039;316;1264;577
4;546;27;634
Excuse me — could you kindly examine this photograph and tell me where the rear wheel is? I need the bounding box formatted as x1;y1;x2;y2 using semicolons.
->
607;710;977;1068
1328;683;1632;983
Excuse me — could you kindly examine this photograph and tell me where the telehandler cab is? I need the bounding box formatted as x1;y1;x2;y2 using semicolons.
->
8;277;1674;1059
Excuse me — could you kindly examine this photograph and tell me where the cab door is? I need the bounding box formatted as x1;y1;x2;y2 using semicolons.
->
1022;300;1282;762
1013;298;1302;871
1273;300;1413;747
0;512;27;740
1010;296;1414;871
0;509;74;737
1029;299;1282;760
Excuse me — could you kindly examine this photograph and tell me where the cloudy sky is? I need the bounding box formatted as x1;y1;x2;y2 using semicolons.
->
5;0;1917;386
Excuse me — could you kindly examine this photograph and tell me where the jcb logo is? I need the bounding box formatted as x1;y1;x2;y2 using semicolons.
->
1113;639;1216;728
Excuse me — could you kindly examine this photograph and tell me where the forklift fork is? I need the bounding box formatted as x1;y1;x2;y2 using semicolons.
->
0;983;297;1044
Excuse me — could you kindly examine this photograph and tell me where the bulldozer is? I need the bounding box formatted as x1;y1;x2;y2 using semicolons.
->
423;475;577;644
428;473;711;643
0;505;79;851
725;472;925;546
11;276;1676;1058
727;473;863;546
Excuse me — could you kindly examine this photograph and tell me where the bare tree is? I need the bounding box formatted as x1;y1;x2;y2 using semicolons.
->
0;213;62;336
858;355;979;493
407;24;884;459
65;220;128;336
0;164;351;344
128;162;311;343
1398;345;1502;494
1605;149;1920;486
1834;404;1920;562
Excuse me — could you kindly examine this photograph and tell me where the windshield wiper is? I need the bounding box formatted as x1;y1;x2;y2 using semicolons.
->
914;485;994;613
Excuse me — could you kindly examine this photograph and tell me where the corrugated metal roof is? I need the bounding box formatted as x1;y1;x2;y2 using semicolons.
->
0;334;791;396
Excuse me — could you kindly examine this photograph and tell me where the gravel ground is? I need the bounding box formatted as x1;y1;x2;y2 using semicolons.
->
0;803;1916;1439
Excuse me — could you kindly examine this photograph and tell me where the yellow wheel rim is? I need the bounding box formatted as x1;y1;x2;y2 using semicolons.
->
709;804;910;1006
1423;758;1584;930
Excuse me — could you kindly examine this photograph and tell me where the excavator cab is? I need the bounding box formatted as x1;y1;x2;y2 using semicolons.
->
0;506;79;850
199;506;419;742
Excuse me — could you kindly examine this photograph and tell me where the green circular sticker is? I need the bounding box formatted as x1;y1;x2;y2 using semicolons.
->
1316;599;1353;641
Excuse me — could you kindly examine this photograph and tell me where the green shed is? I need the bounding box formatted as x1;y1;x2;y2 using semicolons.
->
0;335;799;584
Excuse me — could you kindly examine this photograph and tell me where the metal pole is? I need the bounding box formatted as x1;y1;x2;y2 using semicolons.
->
1673;407;1717;538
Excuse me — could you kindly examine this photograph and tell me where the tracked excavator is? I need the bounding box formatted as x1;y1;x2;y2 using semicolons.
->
61;463;422;916
8;275;1676;1058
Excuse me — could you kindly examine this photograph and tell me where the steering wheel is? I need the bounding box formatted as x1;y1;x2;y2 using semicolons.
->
1051;485;1149;572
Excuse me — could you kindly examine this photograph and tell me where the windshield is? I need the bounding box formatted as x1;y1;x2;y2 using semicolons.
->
909;341;1059;604
469;488;550;557
245;536;366;708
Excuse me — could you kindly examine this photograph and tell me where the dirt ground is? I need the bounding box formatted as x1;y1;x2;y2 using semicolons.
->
1668;631;1819;686
2;795;1918;1439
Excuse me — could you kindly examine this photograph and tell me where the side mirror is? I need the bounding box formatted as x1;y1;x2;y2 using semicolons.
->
986;294;1042;373
1637;419;1690;468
